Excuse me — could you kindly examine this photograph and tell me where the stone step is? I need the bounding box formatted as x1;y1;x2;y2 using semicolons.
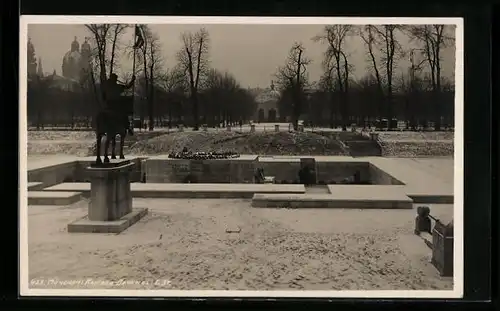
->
43;182;306;199
408;194;454;204
28;191;83;206
252;185;413;209
28;182;44;191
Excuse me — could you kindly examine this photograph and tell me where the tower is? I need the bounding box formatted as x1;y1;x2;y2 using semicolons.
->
27;37;37;77
71;36;80;52
79;37;92;81
37;57;44;77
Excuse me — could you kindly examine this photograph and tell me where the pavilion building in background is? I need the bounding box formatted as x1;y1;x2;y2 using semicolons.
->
252;80;281;122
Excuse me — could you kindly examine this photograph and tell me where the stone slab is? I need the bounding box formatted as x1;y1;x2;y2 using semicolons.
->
28;191;82;206
326;185;412;201
407;194;454;204
258;157;302;163
28;182;44;191
44;182;90;192
148;154;258;161
27;155;77;171
67;207;148;234
367;157;454;201
89;159;131;168
251;191;413;209
27;156;142;172
44;182;306;199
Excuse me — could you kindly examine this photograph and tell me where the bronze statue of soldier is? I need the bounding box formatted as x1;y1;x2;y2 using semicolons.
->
94;74;136;165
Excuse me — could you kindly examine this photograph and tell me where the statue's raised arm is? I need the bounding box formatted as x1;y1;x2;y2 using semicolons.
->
123;75;136;90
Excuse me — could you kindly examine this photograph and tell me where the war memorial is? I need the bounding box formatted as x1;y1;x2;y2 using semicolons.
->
25;22;457;292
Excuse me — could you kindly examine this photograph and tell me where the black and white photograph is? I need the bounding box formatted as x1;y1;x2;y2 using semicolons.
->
20;16;463;298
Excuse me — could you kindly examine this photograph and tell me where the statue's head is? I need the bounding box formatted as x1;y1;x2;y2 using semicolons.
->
109;73;118;83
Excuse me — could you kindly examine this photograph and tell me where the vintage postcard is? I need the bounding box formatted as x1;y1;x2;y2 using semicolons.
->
19;16;463;298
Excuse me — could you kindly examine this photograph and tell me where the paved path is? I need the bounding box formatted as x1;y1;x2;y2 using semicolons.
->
28;198;453;290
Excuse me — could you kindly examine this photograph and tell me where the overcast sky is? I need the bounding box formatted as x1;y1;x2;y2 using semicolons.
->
28;24;456;88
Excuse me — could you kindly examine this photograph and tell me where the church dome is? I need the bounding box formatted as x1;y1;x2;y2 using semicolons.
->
255;88;280;103
254;80;280;103
63;50;81;64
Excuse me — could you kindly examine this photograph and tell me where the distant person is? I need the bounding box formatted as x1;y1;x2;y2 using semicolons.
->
254;168;265;184
353;170;361;184
106;73;136;135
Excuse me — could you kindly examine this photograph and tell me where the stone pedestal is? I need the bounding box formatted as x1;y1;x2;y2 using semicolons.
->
67;160;148;234
250;124;256;133
275;124;280;132
431;220;454;277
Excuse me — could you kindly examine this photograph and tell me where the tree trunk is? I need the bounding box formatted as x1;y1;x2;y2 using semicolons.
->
148;88;154;131
434;68;442;131
191;90;199;130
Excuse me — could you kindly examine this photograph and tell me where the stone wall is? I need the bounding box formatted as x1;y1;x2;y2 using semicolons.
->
77;158;144;183
258;158;302;183
145;155;258;183
28;161;79;187
316;161;370;184
258;159;373;184
28;155;405;187
368;163;405;185
28;158;145;187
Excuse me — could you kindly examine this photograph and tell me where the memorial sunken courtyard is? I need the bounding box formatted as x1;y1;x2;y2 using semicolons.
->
26;129;455;291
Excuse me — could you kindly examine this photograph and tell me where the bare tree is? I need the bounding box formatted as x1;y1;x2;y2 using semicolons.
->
360;25;404;128
108;24;129;76
85;24;130;103
359;26;383;119
313;25;354;130
135;25;164;130
85;24;112;95
407;25;455;130
275;42;311;130
202;69;256;126
176;28;210;130
159;67;186;127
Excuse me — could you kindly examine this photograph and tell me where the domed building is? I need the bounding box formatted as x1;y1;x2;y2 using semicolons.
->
62;36;91;82
253;80;281;122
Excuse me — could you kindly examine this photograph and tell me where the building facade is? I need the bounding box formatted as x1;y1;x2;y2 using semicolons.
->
252;80;281;122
